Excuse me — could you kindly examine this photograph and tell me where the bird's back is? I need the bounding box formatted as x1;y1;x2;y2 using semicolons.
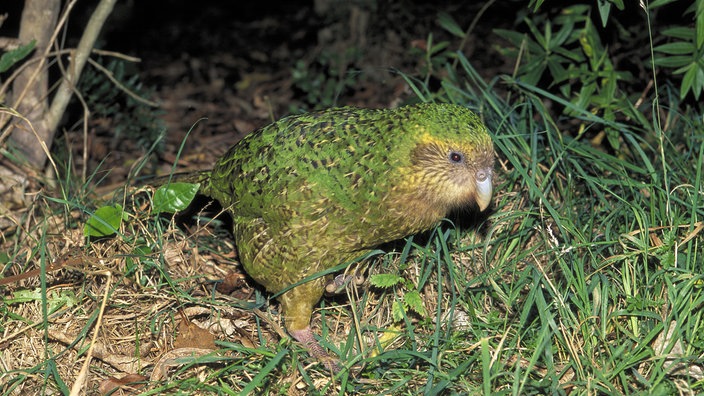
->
204;104;493;288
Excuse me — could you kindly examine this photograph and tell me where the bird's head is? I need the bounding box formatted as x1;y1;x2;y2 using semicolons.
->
389;103;495;214
409;135;495;212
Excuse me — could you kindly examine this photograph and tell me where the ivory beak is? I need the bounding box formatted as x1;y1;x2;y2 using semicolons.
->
475;169;493;211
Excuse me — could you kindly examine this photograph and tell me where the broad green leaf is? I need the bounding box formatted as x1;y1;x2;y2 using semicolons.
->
653;55;692;68
7;288;78;313
653;42;695;55
662;27;694;40
47;289;79;313
0;40;35;72
391;300;405;322
84;204;124;237
554;46;585;63
562;4;592;16
152;182;200;214
6;289;43;304
403;290;427;316
369;273;404;288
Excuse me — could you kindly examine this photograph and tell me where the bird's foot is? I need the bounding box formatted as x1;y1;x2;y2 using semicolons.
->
289;327;342;373
324;273;365;296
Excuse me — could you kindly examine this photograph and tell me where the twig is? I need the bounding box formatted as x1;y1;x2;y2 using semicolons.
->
0;107;60;184
69;270;112;396
44;0;118;143
0;48;141;106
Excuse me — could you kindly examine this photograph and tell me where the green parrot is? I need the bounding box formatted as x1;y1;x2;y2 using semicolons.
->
171;103;494;371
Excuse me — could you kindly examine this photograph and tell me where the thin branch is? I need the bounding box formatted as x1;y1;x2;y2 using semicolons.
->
44;0;118;137
69;270;112;396
0;48;141;103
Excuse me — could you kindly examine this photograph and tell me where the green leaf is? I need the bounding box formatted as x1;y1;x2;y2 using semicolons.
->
605;126;621;151
596;0;611;28
547;59;569;84
0;40;36;72
529;0;545;12
437;12;465;38
697;0;704;48
653;55;692;68
391;300;405;322
552;22;576;49
369;273;404;288
47;289;79;313
403;290;427;316
524;18;547;49
662;27;694;40
649;0;680;8
653;42;694;55
125;244;153;272
493;29;528;48
6;289;43;304
84;204;124;237
428;41;451;56
681;64;704;99
7;288;78;313
152;182;200;214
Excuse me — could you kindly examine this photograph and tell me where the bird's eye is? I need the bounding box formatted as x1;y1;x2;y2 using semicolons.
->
449;151;464;163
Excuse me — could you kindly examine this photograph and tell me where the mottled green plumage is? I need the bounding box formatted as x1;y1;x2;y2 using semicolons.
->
197;103;494;370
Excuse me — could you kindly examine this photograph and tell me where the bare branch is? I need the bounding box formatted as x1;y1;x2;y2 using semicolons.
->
45;0;118;137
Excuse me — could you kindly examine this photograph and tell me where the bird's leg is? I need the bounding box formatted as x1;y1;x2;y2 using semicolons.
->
279;280;342;373
289;327;341;373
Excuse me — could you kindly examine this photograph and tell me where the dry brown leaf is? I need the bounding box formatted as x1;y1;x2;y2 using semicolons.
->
215;270;248;295
98;373;148;395
174;316;217;350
